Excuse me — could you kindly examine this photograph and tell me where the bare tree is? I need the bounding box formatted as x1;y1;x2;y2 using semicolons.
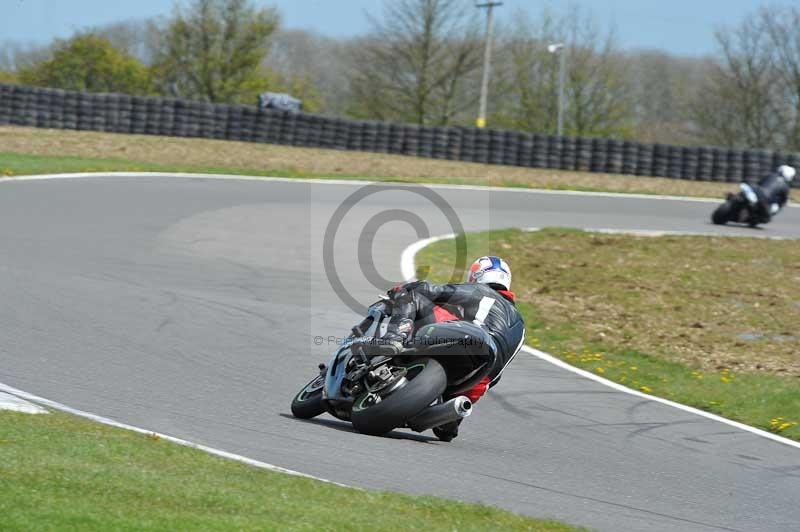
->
691;16;783;149
760;6;800;151
626;50;710;145
265;29;351;114
347;0;483;125
492;7;633;137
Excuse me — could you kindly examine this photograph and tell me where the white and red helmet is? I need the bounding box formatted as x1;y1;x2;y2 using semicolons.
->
467;256;512;291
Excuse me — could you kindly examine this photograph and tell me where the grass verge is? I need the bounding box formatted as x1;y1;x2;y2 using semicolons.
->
0;125;736;198
417;228;800;440
0;410;580;531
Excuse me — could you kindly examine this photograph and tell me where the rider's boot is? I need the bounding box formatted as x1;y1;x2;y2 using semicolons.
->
434;419;462;442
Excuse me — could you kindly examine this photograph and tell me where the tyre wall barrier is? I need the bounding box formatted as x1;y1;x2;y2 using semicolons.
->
0;83;797;187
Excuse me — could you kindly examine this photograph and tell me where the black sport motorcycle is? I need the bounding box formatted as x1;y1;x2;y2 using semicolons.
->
712;182;770;227
290;298;497;438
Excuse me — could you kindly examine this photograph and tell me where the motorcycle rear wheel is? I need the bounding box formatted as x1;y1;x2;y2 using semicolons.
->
291;374;326;419
350;357;446;436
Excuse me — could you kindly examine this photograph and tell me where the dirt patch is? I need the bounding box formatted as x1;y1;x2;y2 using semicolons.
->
422;229;800;377
0;126;735;198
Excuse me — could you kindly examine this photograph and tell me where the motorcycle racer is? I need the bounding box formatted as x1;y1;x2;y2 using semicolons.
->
740;165;795;223
376;256;526;440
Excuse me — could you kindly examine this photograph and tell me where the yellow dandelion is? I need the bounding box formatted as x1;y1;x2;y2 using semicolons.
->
640;385;652;393
595;367;605;374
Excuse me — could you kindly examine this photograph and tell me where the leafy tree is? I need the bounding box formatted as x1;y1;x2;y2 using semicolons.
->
0;71;17;84
150;0;279;103
17;34;151;94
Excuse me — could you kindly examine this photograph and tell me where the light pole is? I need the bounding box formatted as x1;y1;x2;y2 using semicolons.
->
547;42;566;136
476;1;502;129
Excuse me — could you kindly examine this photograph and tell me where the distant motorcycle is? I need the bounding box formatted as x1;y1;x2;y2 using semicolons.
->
711;183;769;227
712;166;795;227
290;298;496;438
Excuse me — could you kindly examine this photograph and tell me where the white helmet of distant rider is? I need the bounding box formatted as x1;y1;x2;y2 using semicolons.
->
467;256;512;291
778;165;796;182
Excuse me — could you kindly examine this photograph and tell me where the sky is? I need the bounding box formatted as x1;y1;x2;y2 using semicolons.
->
0;0;776;57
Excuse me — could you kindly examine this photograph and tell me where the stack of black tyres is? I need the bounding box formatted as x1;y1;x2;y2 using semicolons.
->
474;128;490;164
460;126;476;163
374;120;390;153
0;84;10;125
130;96;147;135
446;127;462;160
621;141;638;175
651;144;668;177
575;137;591;172
710;148;727;182
489;129;505;165
432;127;448;159
561;135;576;170
388;122;404;155
241;105;258;142
503;131;520;166
681;147;699;180
590;138;607;173
607;140;623;174
743;150;760;181
666;145;682;179
727;149;744;182
518;133;534;168
403;124;419;156
635;142;653;176
284;111;300;145
418;126;434;158
755;149;772;177
547;135;562;169
532;134;548;168
696;147;713;181
361;120;378;153
316;115;335;149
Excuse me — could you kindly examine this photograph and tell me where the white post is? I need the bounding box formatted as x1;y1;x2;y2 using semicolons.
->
548;42;566;136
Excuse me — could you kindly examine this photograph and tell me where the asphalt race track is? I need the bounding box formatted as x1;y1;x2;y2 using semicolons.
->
1;175;799;531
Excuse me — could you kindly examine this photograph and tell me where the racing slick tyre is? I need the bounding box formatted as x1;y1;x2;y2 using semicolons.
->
351;357;447;436
712;201;732;225
291;374;326;419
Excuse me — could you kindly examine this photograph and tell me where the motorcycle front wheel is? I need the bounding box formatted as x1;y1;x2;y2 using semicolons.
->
711;200;732;225
291;374;326;419
350;357;446;436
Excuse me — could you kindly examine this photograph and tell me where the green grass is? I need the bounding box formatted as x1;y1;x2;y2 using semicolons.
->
0;151;357;181
0;150;727;198
417;228;800;440
0;411;579;531
0;151;516;187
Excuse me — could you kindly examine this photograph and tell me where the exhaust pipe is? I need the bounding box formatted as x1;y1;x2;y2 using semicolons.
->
407;396;472;432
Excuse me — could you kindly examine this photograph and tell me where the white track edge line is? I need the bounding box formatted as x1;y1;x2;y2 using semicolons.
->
0;381;352;487
2;170;797;208
400;233;800;451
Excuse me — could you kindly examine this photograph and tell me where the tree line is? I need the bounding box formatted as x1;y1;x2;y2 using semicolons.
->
0;0;798;152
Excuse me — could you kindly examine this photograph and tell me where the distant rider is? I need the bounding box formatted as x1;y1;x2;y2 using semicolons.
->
740;165;796;223
376;256;525;441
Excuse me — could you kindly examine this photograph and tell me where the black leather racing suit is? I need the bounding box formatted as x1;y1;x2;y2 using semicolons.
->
384;281;525;387
749;172;791;222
